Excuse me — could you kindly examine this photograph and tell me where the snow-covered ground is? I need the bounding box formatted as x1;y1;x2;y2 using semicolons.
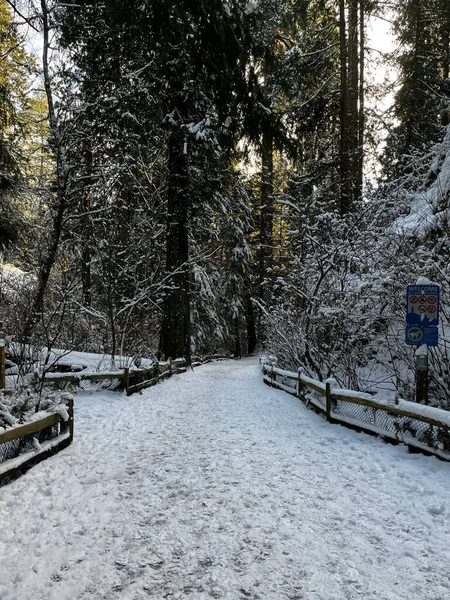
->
1;358;449;600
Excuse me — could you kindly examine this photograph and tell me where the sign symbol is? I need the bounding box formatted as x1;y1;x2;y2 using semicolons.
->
406;284;440;328
407;326;423;342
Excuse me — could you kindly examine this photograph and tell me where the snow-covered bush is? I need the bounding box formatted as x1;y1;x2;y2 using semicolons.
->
263;125;450;407
0;390;71;432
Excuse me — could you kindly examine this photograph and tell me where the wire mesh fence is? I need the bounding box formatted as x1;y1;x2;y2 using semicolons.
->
262;362;450;460
39;365;161;395
79;378;123;392
332;399;450;453
36;355;221;396
0;422;60;464
42;377;123;393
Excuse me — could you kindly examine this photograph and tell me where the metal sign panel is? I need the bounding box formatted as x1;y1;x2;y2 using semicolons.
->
405;325;438;346
406;284;440;326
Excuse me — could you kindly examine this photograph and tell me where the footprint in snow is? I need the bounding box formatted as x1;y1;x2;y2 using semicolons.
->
428;504;445;516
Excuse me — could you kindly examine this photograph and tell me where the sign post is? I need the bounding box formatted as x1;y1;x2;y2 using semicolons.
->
415;345;428;404
0;342;5;391
405;284;440;404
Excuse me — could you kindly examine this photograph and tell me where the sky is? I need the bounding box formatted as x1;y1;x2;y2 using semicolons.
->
365;11;399;176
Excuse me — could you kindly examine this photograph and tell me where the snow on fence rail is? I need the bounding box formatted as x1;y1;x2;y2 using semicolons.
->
37;354;229;395
0;398;73;486
261;362;450;462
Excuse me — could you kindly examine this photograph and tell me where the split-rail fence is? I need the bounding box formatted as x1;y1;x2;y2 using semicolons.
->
262;361;450;462
0;354;228;485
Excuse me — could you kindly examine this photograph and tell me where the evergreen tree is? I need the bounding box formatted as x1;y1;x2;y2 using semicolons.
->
56;0;269;361
0;0;36;252
339;0;368;212
383;0;450;181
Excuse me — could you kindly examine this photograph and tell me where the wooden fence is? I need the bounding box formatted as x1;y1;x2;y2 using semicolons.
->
0;353;228;486
37;354;229;395
0;398;74;486
0;344;5;391
261;361;450;462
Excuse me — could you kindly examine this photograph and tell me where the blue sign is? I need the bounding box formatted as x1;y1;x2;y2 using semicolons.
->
405;325;438;346
406;284;440;326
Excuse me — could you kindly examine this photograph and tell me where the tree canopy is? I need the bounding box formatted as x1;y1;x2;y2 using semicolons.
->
2;0;450;405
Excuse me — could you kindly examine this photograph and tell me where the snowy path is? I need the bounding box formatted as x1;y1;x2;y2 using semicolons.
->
1;358;450;600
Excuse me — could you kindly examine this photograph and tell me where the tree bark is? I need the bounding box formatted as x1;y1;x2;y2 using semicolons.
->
440;0;450;125
339;0;349;215
158;111;191;363
357;0;364;197
81;143;93;307
245;294;257;354
259;128;274;304
348;0;359;204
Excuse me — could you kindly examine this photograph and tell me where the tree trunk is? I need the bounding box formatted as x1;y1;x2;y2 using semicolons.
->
245;294;257;354
440;0;450;125
22;0;68;339
357;0;364;196
234;316;241;358
158;115;191;363
348;0;359;204
259;128;274;304
339;0;349;215
405;0;423;149
81;143;93;307
443;0;450;80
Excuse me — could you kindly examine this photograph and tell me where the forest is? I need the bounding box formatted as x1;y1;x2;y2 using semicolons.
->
1;0;450;405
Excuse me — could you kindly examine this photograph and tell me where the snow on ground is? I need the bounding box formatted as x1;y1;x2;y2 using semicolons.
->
13;347;154;372
1;358;450;600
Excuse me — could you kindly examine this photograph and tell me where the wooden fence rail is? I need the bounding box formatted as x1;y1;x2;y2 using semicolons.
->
262;361;450;462
0;398;74;486
37;354;229;395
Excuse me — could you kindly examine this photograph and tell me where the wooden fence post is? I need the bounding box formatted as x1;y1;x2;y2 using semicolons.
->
168;357;172;376
325;380;332;422
124;367;130;395
297;367;304;397
415;347;429;405
67;397;74;442
271;364;274;387
0;343;5;391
